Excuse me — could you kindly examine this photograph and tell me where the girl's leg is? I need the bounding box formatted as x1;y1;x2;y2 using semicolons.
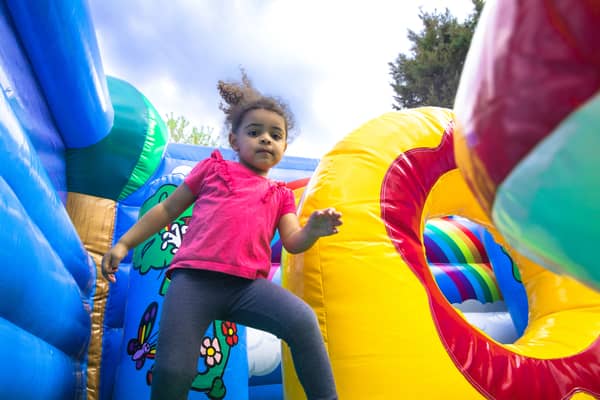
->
227;278;338;400
151;270;225;400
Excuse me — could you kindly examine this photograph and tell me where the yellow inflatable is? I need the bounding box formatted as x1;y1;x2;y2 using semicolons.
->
281;108;600;399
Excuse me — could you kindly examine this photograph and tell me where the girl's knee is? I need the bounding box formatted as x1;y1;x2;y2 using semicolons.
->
287;301;320;335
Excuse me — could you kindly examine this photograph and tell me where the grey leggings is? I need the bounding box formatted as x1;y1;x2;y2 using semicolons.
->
150;269;338;400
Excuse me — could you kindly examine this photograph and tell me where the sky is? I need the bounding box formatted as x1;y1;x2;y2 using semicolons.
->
89;0;475;159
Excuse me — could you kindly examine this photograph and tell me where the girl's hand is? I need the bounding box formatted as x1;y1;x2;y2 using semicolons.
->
101;242;129;283
306;208;343;237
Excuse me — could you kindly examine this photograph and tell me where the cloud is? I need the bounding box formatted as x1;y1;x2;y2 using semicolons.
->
90;0;475;158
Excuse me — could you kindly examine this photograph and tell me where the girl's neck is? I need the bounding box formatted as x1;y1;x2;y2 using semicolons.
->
236;158;270;177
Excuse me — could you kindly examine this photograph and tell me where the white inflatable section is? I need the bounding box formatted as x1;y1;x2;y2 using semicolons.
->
454;300;519;344
246;327;282;377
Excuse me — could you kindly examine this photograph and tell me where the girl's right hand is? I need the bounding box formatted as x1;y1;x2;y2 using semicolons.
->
101;242;129;283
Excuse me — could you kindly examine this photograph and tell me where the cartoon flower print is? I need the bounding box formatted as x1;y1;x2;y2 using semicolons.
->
200;336;222;367
221;321;239;346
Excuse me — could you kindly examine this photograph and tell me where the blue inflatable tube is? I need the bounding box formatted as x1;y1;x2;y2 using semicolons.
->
0;2;67;199
5;0;113;148
0;90;95;296
0;318;79;400
0;177;90;358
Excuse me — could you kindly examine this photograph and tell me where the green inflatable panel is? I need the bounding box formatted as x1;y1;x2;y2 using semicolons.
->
66;76;167;200
493;92;600;289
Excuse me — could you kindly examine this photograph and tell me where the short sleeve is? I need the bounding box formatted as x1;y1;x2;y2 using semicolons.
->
184;150;220;195
279;187;297;218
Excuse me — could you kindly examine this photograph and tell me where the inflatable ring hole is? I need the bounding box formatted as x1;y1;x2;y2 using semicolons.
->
424;215;528;343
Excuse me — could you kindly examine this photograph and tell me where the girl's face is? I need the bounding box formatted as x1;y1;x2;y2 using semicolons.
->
228;108;287;176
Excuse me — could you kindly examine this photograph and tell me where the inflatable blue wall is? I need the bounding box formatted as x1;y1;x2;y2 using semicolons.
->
0;0;107;398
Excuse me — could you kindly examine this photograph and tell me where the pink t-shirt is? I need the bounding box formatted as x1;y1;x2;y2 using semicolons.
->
168;150;296;280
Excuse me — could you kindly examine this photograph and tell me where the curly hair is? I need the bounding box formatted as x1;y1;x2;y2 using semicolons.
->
217;68;296;143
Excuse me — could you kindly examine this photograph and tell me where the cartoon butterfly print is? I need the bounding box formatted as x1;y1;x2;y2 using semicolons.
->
127;301;159;370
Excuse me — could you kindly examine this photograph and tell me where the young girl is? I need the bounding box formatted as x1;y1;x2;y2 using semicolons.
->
101;72;341;400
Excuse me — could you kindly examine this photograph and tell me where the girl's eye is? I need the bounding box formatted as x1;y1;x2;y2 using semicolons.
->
272;133;283;140
248;130;258;137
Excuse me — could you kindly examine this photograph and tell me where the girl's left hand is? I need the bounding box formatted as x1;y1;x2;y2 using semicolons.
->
307;208;343;237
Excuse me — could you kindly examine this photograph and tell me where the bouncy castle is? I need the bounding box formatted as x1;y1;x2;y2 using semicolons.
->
1;0;599;399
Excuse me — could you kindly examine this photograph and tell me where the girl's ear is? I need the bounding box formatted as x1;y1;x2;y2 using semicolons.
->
228;132;239;152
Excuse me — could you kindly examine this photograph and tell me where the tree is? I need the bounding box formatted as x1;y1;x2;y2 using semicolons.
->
389;0;484;109
165;112;221;147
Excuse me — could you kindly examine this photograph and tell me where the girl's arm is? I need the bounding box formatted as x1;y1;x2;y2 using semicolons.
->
101;184;196;282
278;208;342;254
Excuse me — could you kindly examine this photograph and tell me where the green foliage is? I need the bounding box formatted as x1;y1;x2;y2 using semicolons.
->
389;0;484;109
165;112;221;147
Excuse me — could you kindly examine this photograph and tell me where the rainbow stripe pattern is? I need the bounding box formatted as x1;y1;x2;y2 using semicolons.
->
425;216;502;304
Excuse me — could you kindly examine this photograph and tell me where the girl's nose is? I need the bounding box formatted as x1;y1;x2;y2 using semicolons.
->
259;135;271;144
